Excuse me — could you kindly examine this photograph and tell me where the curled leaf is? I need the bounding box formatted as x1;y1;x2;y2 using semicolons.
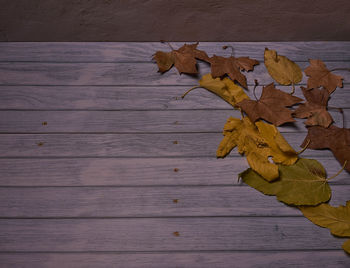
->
264;48;303;86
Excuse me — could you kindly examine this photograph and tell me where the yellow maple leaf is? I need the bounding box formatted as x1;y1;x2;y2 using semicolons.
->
255;121;298;165
217;117;298;181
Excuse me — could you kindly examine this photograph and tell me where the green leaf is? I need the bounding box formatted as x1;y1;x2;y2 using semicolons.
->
239;158;331;206
300;201;350;237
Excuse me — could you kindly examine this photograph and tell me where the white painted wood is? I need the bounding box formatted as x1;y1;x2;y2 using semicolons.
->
0;251;349;268
0;185;348;217
0;85;349;110
0;42;349;266
0;157;348;187
0;62;349;86
0;42;349;62
0;110;347;133
0;133;335;158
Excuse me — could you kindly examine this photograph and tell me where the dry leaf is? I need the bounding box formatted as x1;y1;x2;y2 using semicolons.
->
236;83;302;126
305;59;343;94
240;158;331;206
343;239;350;254
217;117;298;181
301;125;350;172
264;48;303;86
300;201;350;237
208;55;259;88
255;121;298;166
153;42;209;74
293;86;333;128
183;74;249;107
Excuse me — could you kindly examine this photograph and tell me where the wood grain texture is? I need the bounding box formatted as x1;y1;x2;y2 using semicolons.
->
0;133;335;158
0;110;347;133
1;42;350;62
0;218;345;251
0;251;349;268
1;85;349;110
0;185;349;218
0;157;348;187
1;42;350;266
1;62;349;86
0;0;350;42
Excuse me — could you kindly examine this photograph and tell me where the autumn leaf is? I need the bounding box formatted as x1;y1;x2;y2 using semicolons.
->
182;74;249;107
264;48;303;89
293;86;333;128
255;121;298;165
240;158;331;206
300;201;350;254
236;83;302;126
301;125;350;172
343;239;350;254
153;42;209;74
305;59;343;94
300;201;350;237
217;117;298;181
207;55;259;88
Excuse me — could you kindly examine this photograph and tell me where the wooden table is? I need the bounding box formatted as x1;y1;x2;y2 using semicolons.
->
0;42;349;267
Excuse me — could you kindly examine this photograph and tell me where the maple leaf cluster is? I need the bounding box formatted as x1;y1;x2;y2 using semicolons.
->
153;43;350;254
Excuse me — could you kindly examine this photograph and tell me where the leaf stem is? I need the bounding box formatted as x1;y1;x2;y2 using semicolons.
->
223;45;234;57
329;68;350;73
327;160;347;181
161;40;175;51
297;139;310;155
181;86;201;99
290;82;295;95
253;79;259;101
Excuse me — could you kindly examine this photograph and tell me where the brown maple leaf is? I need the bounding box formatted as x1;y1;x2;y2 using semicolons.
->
305;59;343;94
153;42;209;74
301;125;350;172
293;86;333;128
236;83;302;126
208;55;259;88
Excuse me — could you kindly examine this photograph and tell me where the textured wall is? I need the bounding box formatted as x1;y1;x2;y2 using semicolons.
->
0;0;350;41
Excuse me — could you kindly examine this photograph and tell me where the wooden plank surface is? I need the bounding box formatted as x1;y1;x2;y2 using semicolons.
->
1;42;350;62
0;185;349;218
1;62;350;86
1;85;350;110
0;42;350;267
0;218;345;251
1;251;349;268
0;133;335;158
0;110;348;133
0;157;348;187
